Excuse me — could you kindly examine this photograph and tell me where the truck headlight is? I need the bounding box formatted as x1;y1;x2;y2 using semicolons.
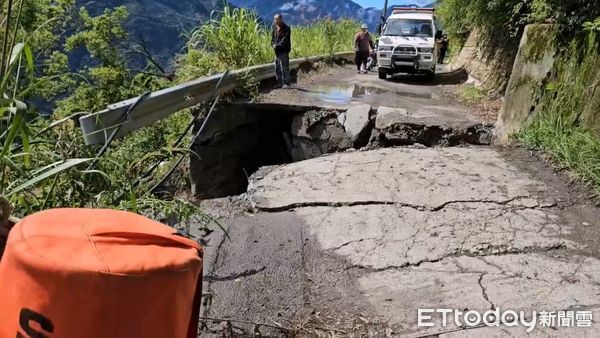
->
380;37;393;45
379;46;393;52
418;48;433;53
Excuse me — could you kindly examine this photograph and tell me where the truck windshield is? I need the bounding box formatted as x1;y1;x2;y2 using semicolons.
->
383;19;434;37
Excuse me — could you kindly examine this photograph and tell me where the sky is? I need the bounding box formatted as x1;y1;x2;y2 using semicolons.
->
353;0;433;8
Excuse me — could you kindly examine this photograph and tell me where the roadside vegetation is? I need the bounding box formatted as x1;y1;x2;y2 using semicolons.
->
518;25;600;195
456;85;485;104
519;115;600;195
450;84;501;124
437;0;600;195
0;2;356;222
176;7;356;82
437;0;600;47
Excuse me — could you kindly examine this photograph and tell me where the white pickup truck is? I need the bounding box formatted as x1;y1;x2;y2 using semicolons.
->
377;7;442;81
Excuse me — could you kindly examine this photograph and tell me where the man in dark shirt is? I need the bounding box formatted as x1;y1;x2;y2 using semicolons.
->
272;14;292;88
354;24;374;74
438;34;449;64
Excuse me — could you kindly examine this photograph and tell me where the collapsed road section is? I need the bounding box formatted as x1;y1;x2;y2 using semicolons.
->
189;102;493;199
188;62;599;336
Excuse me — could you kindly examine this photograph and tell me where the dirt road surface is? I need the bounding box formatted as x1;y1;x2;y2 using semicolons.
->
259;64;479;123
193;66;600;337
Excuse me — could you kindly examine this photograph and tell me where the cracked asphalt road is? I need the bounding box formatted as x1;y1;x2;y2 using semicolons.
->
195;146;600;337
192;67;600;336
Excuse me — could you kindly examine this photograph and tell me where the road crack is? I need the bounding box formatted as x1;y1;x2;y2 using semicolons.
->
350;243;567;272
478;273;496;310
254;196;547;213
332;237;378;250
202;223;231;317
204;266;267;282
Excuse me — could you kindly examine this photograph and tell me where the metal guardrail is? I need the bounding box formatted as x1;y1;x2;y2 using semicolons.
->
79;52;354;145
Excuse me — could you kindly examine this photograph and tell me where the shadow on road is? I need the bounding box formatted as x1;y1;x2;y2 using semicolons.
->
385;67;469;86
200;210;393;336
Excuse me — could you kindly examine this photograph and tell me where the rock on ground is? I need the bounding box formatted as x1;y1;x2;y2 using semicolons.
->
369;106;494;147
343;104;372;148
290;110;353;161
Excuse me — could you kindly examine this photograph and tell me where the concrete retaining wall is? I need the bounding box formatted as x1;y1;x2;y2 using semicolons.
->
494;24;558;144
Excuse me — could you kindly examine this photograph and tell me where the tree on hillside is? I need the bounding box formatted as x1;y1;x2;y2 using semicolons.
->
1;1;171;216
36;5;167;117
437;0;600;44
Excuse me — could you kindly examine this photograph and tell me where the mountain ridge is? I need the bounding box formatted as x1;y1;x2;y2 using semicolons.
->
78;0;439;66
229;0;439;31
78;0;227;67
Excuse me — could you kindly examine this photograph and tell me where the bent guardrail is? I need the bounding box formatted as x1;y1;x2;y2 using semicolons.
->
79;52;354;145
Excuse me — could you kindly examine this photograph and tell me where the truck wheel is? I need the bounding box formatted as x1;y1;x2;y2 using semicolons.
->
425;72;435;82
378;68;387;79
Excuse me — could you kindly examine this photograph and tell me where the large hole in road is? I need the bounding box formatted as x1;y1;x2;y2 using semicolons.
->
190;103;493;199
189;103;356;199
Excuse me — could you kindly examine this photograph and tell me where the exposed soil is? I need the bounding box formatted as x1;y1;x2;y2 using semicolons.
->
500;145;600;256
442;84;503;124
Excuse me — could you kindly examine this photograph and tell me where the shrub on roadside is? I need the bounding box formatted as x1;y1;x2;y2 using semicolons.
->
176;7;356;81
437;0;600;46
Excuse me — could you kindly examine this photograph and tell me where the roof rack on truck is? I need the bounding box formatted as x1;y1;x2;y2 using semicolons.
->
391;6;435;14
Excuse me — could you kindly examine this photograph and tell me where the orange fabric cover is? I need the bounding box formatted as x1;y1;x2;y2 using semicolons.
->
0;208;203;338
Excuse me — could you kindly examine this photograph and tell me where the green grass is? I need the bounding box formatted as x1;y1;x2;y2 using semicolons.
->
176;7;357;81
458;85;486;104
518;114;600;196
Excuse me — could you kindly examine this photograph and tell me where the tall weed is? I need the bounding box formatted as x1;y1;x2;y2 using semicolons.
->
176;7;356;81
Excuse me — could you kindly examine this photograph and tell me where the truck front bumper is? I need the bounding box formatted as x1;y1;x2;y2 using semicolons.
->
378;53;435;73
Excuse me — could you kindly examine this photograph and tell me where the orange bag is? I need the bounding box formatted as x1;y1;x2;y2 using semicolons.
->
0;208;203;338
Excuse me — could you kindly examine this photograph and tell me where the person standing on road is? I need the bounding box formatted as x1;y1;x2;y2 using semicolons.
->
272;14;292;88
354;23;374;74
438;34;449;64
